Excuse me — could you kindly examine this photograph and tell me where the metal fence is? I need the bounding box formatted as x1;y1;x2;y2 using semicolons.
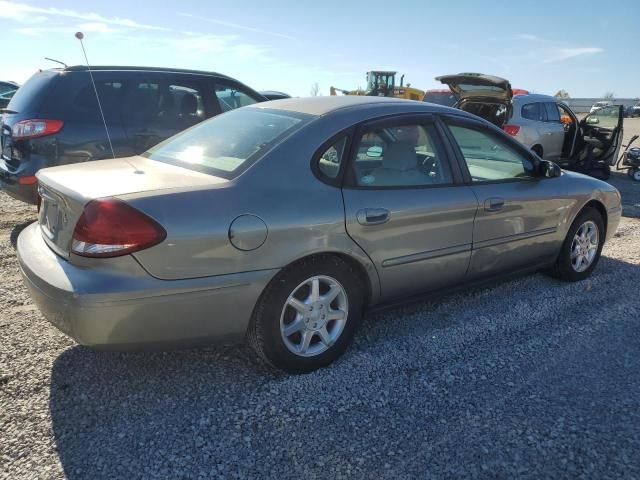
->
558;98;639;113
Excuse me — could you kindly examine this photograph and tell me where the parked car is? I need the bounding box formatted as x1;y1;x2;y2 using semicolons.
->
0;81;19;109
259;90;291;100
625;102;640;118
18;96;621;373
0;66;267;203
590;101;613;113
436;73;624;178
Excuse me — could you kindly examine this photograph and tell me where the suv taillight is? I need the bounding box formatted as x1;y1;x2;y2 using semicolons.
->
503;124;521;136
71;199;166;258
12;119;63;140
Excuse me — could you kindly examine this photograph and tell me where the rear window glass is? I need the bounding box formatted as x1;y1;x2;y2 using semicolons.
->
423;92;457;107
6;72;55;113
143;108;311;179
544;102;560;122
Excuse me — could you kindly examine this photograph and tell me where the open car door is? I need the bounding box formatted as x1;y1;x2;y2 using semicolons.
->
579;105;624;165
435;73;513;127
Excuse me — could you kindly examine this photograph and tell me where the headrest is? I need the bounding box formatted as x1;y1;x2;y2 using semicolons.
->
180;93;198;116
382;141;417;171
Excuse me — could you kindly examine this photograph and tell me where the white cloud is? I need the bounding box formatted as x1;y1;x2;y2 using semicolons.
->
0;1;166;30
517;33;543;42
180;13;298;41
543;47;603;63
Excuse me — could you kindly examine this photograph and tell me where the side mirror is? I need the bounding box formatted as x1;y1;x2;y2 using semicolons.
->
539;160;561;178
586;116;600;125
366;145;383;158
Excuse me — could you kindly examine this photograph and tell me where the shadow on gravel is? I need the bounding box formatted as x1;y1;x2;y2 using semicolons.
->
10;220;35;249
48;255;640;479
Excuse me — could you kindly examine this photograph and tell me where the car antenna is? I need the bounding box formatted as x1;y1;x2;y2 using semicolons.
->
44;57;68;68
75;31;116;160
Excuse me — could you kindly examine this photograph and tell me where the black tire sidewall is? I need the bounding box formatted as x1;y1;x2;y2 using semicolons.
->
556;208;605;282
253;255;364;373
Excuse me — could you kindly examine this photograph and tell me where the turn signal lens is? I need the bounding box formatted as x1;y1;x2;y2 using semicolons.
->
71;199;166;258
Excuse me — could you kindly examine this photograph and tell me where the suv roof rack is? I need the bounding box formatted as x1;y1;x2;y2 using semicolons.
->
62;65;233;80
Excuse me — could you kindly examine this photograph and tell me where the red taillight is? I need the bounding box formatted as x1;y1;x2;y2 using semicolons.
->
18;175;38;185
71;199;166;258
12;119;63;140
503;124;521;136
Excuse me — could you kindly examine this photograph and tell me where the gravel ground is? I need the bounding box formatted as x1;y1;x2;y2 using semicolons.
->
2;168;640;478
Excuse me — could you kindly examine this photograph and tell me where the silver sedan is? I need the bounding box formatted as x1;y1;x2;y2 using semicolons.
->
18;96;622;373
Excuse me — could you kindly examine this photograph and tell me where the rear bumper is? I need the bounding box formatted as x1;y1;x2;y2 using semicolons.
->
0;159;38;204
17;222;278;349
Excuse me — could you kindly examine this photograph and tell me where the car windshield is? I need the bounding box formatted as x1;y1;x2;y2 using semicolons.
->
144;108;312;179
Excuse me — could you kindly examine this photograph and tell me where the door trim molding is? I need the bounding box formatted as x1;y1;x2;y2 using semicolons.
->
382;243;471;268
473;226;557;250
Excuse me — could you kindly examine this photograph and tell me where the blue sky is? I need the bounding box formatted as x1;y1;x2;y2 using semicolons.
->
1;0;638;98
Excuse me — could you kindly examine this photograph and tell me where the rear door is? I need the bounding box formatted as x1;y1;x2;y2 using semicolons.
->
340;114;478;301
580;105;624;165
213;81;263;113
542;102;565;160
442;116;565;277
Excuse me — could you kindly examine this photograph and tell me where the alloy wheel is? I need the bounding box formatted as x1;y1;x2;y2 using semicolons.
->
279;275;348;357
570;220;599;273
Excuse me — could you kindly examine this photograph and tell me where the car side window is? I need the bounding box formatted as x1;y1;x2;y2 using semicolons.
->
521;102;546;122
71;80;124;121
448;124;536;182
585;105;620;129
215;84;259;112
122;81;206;129
544;102;561;122
317;137;347;180
351;123;452;187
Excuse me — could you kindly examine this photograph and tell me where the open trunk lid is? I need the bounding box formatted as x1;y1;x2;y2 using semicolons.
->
36;156;226;258
435;73;513;102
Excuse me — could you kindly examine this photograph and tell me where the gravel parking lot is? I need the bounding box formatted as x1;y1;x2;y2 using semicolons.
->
2;120;640;479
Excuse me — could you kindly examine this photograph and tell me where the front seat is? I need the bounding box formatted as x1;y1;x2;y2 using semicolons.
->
370;141;422;186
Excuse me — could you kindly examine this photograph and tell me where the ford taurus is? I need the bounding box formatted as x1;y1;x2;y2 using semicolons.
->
17;96;622;373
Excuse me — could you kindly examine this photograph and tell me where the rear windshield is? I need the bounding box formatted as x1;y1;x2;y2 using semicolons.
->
7;71;56;113
423;92;457;107
143;107;312;179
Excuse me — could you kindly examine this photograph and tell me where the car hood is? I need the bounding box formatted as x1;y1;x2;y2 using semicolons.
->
435;73;513;102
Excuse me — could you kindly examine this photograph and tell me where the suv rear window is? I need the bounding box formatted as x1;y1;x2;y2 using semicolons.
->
144;108;311;179
6;71;56;113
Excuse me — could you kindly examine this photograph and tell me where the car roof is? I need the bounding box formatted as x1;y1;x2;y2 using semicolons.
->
60;65;236;80
512;93;559;103
251;95;439;116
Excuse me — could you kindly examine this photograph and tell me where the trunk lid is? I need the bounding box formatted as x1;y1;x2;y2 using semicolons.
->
36;156;226;258
435;73;513;102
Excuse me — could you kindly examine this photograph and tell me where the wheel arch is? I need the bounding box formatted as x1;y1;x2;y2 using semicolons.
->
531;144;543;157
582;199;608;238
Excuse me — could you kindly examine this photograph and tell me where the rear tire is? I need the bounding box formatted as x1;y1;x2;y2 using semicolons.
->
548;207;605;282
247;255;364;374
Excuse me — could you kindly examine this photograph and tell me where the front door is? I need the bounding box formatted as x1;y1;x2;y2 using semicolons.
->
341;115;478;301
443;117;565;277
579;105;624;165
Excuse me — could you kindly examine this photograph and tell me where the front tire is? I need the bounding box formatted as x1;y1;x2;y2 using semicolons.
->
247;255;364;374
549;208;605;282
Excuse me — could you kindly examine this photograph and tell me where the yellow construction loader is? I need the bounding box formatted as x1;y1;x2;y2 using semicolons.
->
330;71;424;101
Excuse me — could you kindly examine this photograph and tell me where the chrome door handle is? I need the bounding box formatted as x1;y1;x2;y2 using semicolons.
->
356;208;390;225
484;197;504;212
